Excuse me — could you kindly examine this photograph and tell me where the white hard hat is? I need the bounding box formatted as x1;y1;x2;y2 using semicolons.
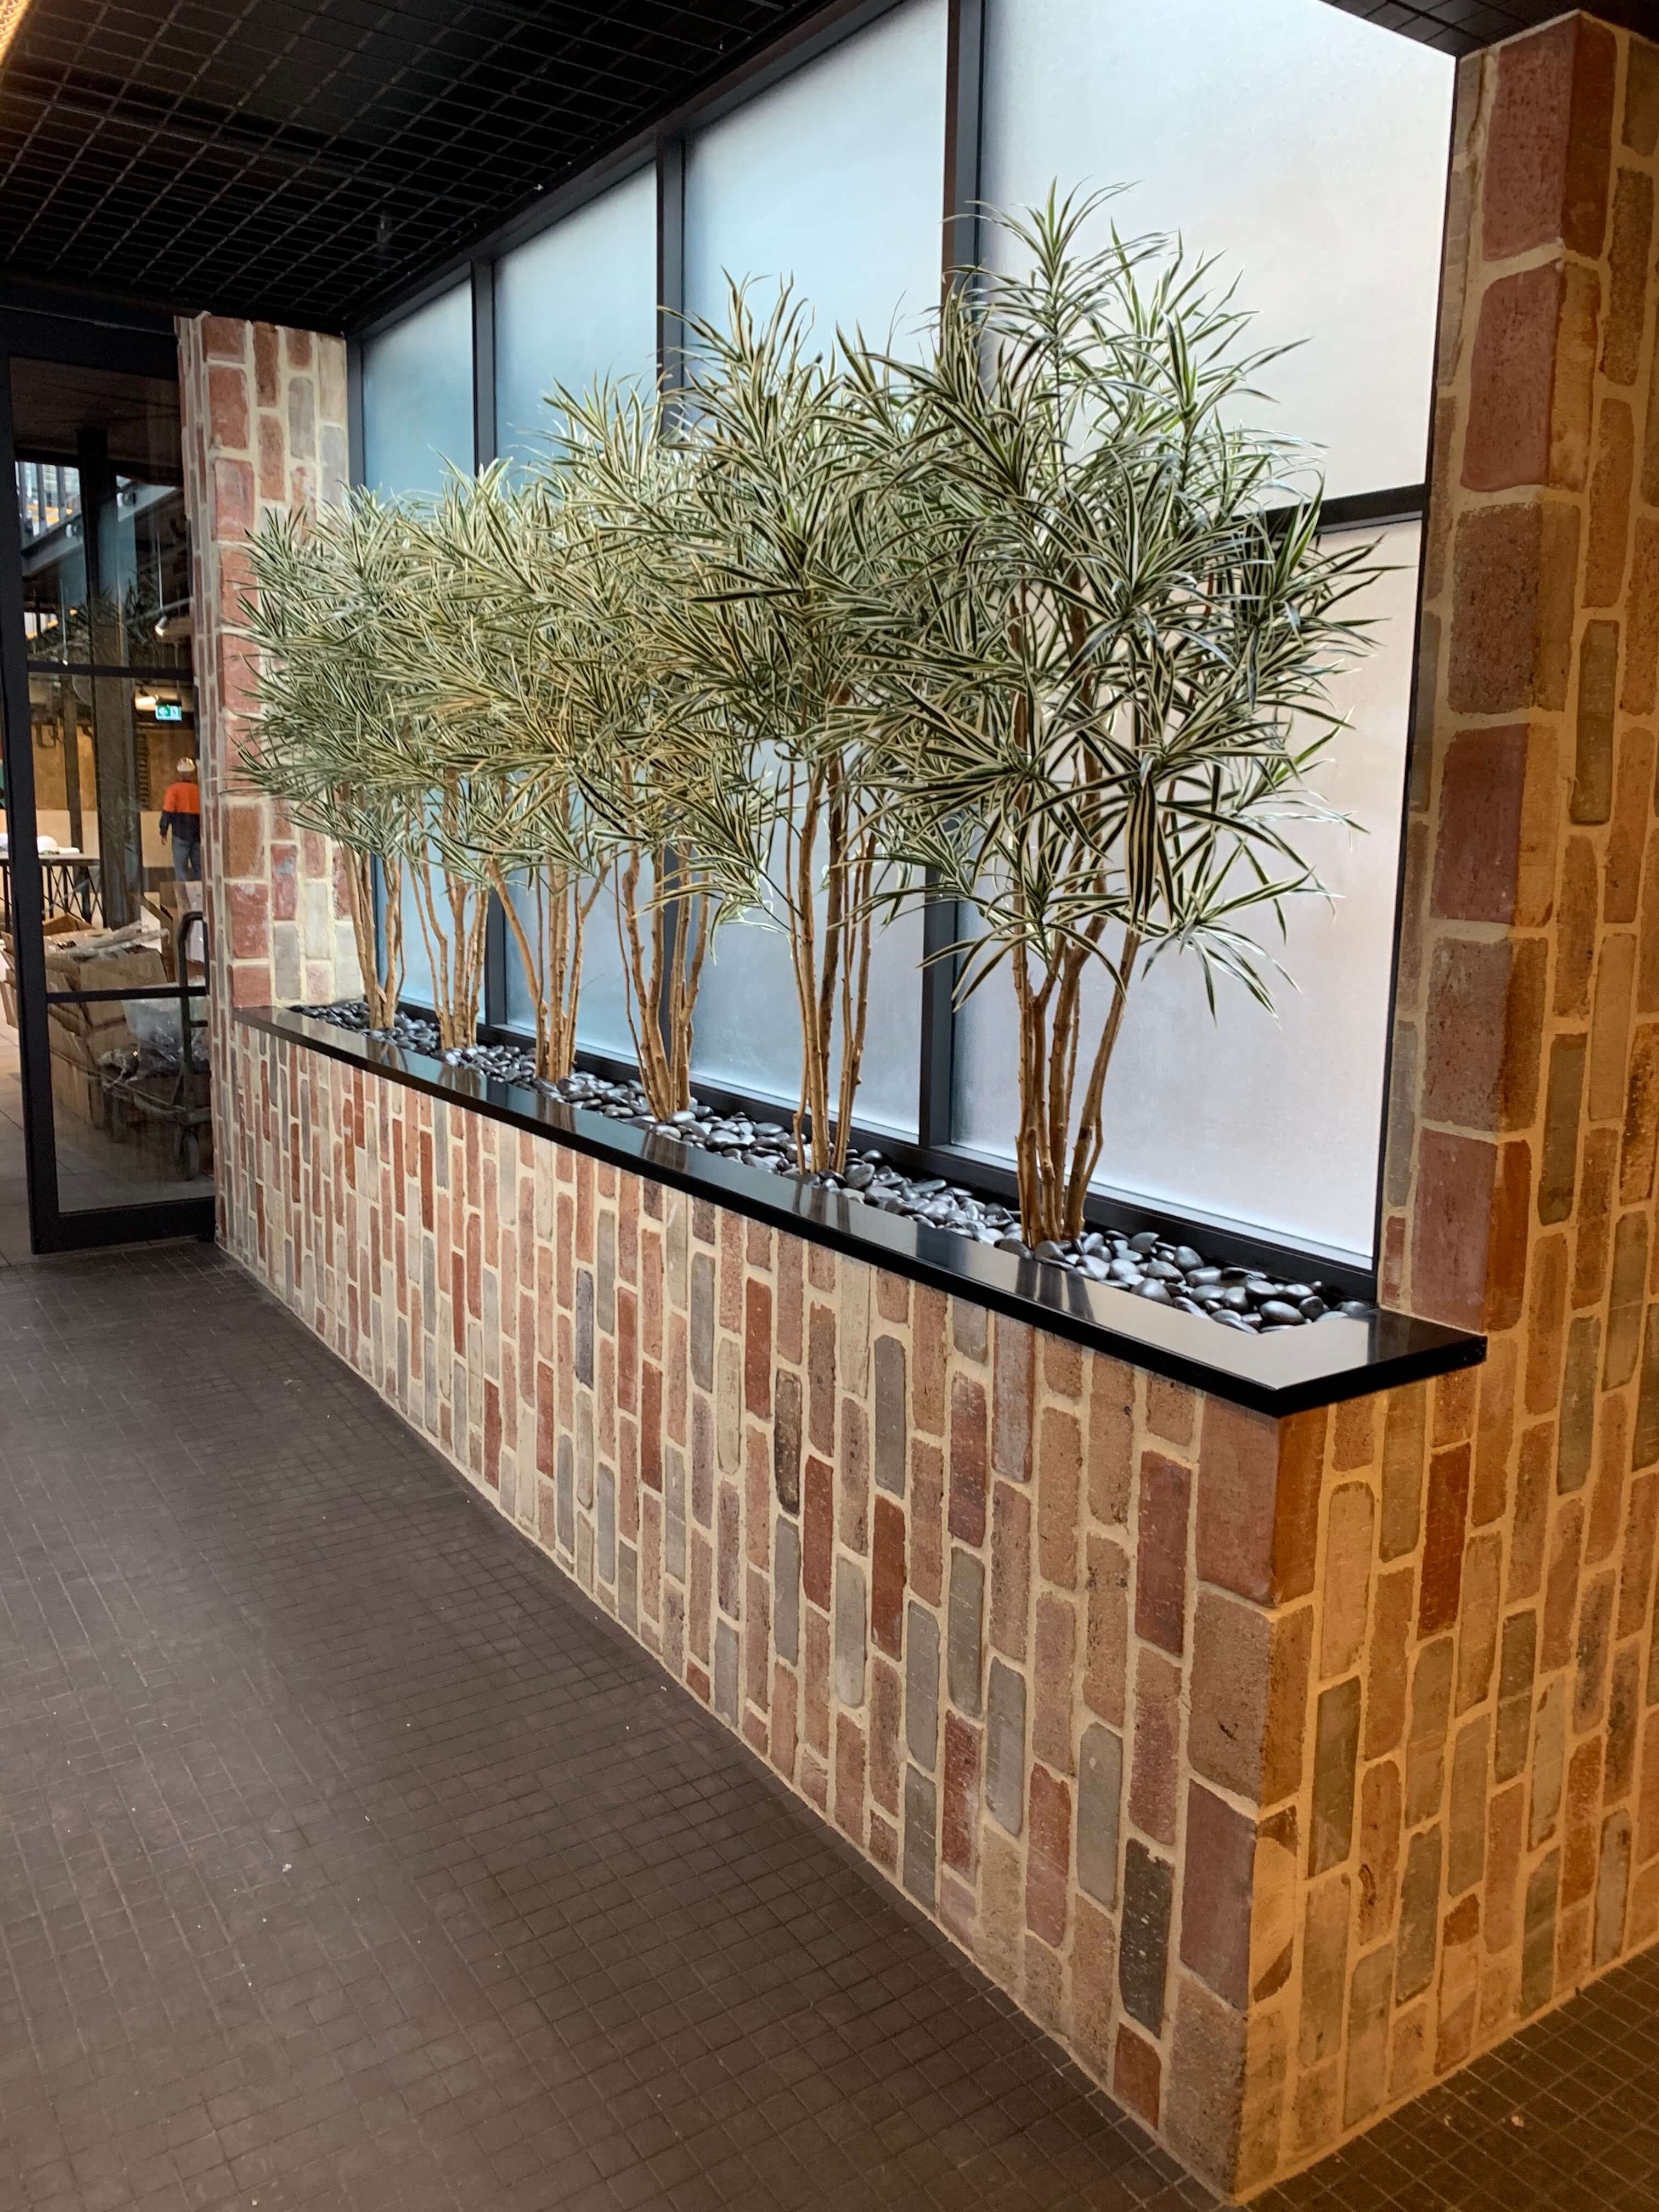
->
177;757;197;774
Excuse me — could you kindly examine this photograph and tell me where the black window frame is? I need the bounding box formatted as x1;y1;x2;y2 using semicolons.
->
345;0;1451;1296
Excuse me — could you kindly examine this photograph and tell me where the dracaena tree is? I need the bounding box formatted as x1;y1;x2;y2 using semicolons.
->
240;502;413;1031
244;493;490;1052
640;285;902;1173
529;387;755;1121
376;465;610;1082
848;191;1379;1246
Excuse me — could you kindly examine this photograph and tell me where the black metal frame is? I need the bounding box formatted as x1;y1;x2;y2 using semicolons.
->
347;0;1438;1290
253;1002;1484;1419
0;293;216;1252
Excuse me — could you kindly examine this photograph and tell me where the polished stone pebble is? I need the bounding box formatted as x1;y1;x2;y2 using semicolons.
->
299;1001;1371;1334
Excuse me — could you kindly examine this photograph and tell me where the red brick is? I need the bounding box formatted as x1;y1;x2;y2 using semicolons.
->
869;1657;900;1815
1418;1444;1472;1637
989;1481;1031;1660
1113;2025;1161;2128
1563;1739;1604;1908
1622;517;1659;717
1462;263;1571;491
1036;1407;1080;1587
744;1425;768;1568
803;1454;833;1611
1433;729;1536;924
1422;938;1544;1135
776;1237;803;1363
252;320;280;403
1031;1592;1076;1775
871;1497;906;1659
912;1285;947;1433
743;1278;771;1417
834;1713;865;1842
1412;1131;1530;1333
992;1316;1034;1481
1195;1398;1320;1605
774;1663;800;1778
942;1711;980;1877
1541;1499;1585;1672
1070;1896;1116;2079
1025;1766;1071;1948
910;1438;944;1607
1587;397;1635;604
949;1373;988;1545
211;455;254;538
1180;1783;1256;2010
201;313;247;361
1482;15;1616;261
207;362;249;451
1447;502;1578;718
1084;1533;1130;1728
803;1609;830;1758
1135;1452;1190;1656
1606;730;1656;924
1087;1357;1135;1523
228;881;269;961
1043;1332;1084;1402
1129;1646;1181;1846
807;1304;835;1452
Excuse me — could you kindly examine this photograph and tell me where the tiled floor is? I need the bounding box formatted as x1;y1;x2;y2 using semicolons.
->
1;1244;1656;2212
0;1009;213;1260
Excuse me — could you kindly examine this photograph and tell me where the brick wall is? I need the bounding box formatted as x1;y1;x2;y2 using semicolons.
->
217;1018;1659;2197
224;1026;1336;2196
177;309;360;1242
1269;8;1659;2188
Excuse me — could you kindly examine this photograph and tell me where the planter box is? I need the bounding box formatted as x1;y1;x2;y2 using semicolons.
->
217;1009;1548;2200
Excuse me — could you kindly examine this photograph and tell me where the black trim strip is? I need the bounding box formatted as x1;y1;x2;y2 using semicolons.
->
241;1004;1483;1419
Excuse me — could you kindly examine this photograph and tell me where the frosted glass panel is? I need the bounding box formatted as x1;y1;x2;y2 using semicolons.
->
495;168;659;465
980;0;1452;498
684;0;947;347
951;520;1424;1261
396;864;435;1014
693;895;923;1138
572;866;651;1062
360;283;473;496
501;871;637;1060
682;0;944;1132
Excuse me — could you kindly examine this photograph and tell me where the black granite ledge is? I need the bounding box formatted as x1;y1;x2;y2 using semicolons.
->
239;1005;1486;1420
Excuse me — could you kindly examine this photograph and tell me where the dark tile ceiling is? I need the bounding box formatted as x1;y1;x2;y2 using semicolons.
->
0;0;1652;337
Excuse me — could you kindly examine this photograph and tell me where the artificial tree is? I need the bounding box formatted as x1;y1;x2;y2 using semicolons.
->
244;196;1375;1257
241;503;410;1031
532;387;751;1121
379;466;608;1082
849;193;1377;1245
642;285;896;1173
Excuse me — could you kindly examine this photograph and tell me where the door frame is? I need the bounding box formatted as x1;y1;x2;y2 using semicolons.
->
0;293;215;1251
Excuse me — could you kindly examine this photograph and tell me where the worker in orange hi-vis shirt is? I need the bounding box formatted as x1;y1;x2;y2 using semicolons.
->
159;757;202;882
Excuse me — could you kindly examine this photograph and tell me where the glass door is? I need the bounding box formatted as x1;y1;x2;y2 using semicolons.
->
0;335;214;1251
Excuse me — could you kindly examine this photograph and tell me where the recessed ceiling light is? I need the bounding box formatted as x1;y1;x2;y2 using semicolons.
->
0;0;32;67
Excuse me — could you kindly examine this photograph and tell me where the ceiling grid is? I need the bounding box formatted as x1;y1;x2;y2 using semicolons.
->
0;0;1647;331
